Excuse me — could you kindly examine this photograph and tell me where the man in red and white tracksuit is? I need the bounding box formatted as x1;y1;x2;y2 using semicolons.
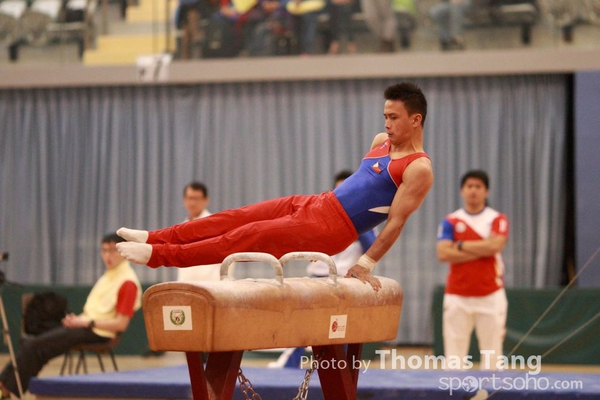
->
437;170;509;370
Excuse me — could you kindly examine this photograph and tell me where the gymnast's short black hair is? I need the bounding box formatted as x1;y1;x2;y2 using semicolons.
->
384;82;427;126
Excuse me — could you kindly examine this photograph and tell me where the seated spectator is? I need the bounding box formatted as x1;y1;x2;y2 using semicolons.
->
285;0;326;55
246;0;291;56
327;0;357;54
393;0;417;49
359;0;397;52
429;0;472;50
175;0;220;59
0;233;142;399
203;0;261;58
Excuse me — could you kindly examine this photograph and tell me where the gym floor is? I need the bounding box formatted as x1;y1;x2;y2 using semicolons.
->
2;345;600;400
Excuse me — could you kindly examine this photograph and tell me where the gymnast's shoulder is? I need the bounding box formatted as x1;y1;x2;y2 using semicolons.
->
370;132;388;150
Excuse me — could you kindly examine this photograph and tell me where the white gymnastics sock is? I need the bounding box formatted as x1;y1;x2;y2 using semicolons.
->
116;242;152;265
117;227;149;243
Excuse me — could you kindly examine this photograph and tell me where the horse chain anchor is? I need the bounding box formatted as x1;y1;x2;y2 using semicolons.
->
293;349;323;400
238;368;263;400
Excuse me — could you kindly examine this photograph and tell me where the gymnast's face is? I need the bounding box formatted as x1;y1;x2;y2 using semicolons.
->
383;100;420;146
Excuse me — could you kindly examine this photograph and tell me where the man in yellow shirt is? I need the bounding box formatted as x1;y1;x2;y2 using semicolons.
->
0;233;142;399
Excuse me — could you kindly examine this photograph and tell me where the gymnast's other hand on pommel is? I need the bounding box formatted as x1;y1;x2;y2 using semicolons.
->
116;242;152;265
345;265;382;291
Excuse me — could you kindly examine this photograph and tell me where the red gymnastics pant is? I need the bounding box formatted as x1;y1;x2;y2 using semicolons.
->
146;191;359;268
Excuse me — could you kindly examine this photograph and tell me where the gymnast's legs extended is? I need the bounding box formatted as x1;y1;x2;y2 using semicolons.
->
117;192;358;268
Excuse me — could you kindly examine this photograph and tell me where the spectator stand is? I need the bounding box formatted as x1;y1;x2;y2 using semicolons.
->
538;0;600;42
317;1;418;53
174;2;296;59
172;1;260;60
12;0;97;60
0;0;27;60
419;0;539;48
465;0;539;45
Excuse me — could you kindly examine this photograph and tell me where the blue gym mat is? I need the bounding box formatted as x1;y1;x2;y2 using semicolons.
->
29;364;600;399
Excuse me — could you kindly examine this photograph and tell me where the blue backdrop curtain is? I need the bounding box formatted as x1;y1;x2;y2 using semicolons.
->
0;75;568;343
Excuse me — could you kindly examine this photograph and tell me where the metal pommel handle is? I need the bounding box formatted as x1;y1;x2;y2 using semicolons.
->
279;252;338;286
220;252;284;285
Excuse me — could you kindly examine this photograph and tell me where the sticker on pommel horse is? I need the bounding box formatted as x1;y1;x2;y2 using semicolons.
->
162;306;193;330
329;314;347;339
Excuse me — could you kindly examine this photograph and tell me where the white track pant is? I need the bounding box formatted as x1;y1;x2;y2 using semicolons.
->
443;289;507;370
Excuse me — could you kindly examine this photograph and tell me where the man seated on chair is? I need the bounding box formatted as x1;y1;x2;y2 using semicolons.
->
0;233;142;399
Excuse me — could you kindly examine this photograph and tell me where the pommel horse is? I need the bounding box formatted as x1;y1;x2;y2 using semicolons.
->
142;252;403;400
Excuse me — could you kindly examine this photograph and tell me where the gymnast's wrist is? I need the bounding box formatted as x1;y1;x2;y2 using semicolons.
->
457;240;463;251
356;254;376;272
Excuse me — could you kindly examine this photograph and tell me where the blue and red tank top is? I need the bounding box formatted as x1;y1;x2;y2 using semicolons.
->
333;139;430;233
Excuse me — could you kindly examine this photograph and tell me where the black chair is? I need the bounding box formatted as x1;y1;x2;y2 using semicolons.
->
466;0;539;45
60;333;121;375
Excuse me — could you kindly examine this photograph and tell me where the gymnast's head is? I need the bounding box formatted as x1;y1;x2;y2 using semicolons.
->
384;82;427;127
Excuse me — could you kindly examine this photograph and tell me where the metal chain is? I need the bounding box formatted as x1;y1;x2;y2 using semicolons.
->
238;368;263;400
238;351;323;400
293;355;320;400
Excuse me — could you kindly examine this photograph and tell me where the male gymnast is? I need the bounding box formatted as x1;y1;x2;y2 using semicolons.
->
117;82;434;291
